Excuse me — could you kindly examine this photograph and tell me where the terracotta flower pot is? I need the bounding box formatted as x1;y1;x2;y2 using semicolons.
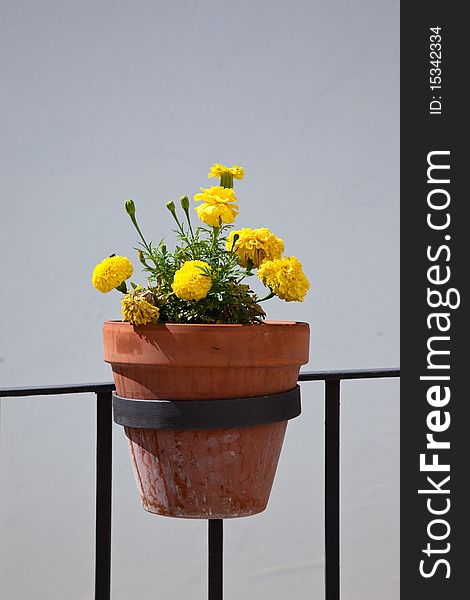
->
103;320;309;518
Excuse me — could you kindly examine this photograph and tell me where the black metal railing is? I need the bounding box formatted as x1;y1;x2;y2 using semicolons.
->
0;367;399;600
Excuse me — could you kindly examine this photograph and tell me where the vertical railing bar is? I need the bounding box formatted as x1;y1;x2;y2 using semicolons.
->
208;519;223;600
0;397;2;458
325;379;340;600
95;391;113;600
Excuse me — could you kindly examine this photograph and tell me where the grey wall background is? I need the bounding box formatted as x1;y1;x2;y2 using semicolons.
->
0;1;399;598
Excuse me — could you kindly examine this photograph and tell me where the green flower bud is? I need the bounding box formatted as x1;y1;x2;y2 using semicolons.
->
166;200;182;230
230;233;239;252
180;195;190;210
138;250;148;267
125;199;136;217
220;172;234;189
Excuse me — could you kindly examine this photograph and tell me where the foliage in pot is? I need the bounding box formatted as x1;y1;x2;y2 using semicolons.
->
93;163;310;518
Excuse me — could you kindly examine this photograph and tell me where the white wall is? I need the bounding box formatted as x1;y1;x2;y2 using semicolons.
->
0;1;399;598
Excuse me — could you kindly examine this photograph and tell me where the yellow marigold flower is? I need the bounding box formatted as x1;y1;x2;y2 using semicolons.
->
121;289;159;326
92;256;133;293
208;164;245;180
194;186;239;227
258;256;310;302
172;260;213;301
226;228;284;268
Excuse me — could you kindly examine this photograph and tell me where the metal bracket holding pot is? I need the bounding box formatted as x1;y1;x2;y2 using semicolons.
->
112;385;301;430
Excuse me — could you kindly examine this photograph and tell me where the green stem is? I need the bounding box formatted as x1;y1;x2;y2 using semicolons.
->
129;214;158;269
183;207;195;240
172;211;198;260
212;226;220;251
258;291;275;302
170;211;185;237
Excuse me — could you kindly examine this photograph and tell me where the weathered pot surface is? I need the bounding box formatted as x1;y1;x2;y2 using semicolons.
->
104;320;310;518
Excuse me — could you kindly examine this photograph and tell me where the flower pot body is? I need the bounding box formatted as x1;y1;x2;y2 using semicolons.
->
103;320;309;518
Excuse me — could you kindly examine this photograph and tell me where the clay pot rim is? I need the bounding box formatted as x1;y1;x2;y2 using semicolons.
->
104;320;308;328
103;319;310;371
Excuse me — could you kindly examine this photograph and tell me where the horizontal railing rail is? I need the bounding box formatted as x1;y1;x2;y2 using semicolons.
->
0;367;400;600
0;382;115;397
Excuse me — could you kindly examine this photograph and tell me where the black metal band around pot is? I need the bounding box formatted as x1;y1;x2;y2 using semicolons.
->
112;385;301;430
